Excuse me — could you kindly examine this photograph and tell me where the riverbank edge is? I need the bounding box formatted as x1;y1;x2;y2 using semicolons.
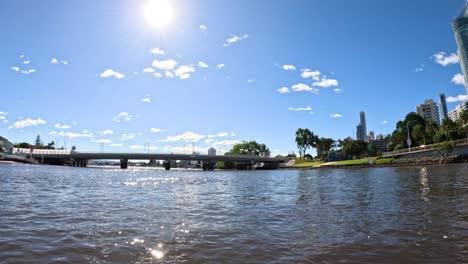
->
284;156;468;170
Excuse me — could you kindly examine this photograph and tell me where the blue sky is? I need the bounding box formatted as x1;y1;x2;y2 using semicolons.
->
1;0;467;155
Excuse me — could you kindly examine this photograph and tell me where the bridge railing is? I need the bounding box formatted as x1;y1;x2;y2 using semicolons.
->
14;148;71;155
382;138;468;157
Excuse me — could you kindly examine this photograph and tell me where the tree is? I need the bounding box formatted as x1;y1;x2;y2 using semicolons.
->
316;137;335;160
295;128;316;157
46;141;56;149
71;146;77;152
35;135;43;147
412;124;426;145
342;140;369;159
227;141;271;157
15;142;32;148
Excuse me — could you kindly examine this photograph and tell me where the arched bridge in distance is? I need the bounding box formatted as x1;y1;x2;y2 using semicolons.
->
16;149;290;171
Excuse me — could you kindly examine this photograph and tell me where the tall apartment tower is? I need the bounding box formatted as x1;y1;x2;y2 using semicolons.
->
416;99;441;126
439;93;448;120
356;111;367;141
453;4;468;94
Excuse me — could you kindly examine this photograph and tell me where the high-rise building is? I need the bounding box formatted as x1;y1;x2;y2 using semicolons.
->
439;93;448;120
416;99;440;126
356;111;367;141
453;4;468;94
448;101;468;122
208;147;216;156
376;134;384;140
368;131;375;141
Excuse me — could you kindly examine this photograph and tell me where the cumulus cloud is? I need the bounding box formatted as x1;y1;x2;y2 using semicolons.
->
447;94;468;103
121;133;136;141
175;65;195;79
224;34;248;47
9;118;46;129
198;61;209;68
333;88;343;93
451;73;465;86
330;114;343;118
433;52;459;66
313;78;339;88
165;71;175;78
277;87;290;94
212;140;241;146
141;97;152;103
11;66;36;75
152;59;177;70
100;69;125;79
291;83;319;94
282;65;296;71
48;130;94;139
380;121;388;124
200;25;207;31
93;139;112;144
289;106;312;111
23;60;30;65
207;132;233;138
149;48;165;55
150;128;163;133
301;69;321;80
415;65;424;72
50;58;58;64
154;72;163;78
217;64;225;68
110;143;123;147
143;68;155;73
130;145;158;150
113;112;133;122
100;130;114;136
162;131;205;142
10;67;20;72
54;123;71;129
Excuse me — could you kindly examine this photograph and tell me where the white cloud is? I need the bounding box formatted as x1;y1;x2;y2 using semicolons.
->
61;60;68;65
20;69;36;75
93;139;112;144
100;130;114;136
130;145;158;150
301;69;321;80
23;60;30;65
415;65;424;72
149;48;165;55
447;94;468;103
48;130;93;139
100;69;125;79
175;65;195;79
143;68;155;73
50;58;58;64
380;121;388;124
224;34;248;47
212;140;241;146
141;97;152;103
110;143;123;147
291;83;319;94
165;71;175;78
207;132;231;138
9;118;46;129
152;59;177;70
282;65;296;71
433;52;459;66
200;25;207;31
330;114;343;118
121;133;136;141
162;131;205;142
289;106;312;111
150;128;163;133
163;145;209;153
278;87;290;94
10;67;20;72
313;78;339;88
113;112;133;122
198;61;209;68
451;73;465;86
333;88;343;93
217;64;225;68
55;123;71;129
154;72;163;78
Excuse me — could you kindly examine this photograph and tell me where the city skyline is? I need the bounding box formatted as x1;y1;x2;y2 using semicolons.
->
1;0;468;155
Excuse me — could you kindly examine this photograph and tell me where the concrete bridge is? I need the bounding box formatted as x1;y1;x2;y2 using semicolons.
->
382;138;468;159
14;149;289;170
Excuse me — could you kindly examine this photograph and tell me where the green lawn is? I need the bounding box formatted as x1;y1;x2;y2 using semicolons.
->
293;158;325;168
292;157;394;168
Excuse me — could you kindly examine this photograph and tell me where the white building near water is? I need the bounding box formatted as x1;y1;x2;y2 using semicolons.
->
416;99;440;126
448;102;468;122
208;148;216;156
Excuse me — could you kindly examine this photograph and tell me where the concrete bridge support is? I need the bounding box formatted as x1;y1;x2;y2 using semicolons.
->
202;162;215;171
236;163;253;171
164;160;171;171
120;158;128;169
72;161;87;167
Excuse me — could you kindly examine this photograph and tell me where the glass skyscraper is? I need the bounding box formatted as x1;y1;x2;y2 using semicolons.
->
453;4;468;95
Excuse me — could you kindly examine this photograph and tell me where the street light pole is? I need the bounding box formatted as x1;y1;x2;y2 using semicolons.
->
407;122;412;152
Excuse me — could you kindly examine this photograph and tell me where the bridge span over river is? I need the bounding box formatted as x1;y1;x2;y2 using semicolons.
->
15;149;289;170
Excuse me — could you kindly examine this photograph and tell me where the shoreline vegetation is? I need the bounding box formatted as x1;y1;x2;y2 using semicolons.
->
291;156;468;170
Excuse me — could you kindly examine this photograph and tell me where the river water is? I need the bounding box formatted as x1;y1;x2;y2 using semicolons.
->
0;163;468;263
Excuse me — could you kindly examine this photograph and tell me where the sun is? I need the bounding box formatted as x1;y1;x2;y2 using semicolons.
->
144;0;174;27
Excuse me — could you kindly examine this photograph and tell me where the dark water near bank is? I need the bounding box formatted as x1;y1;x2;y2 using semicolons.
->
1;163;468;263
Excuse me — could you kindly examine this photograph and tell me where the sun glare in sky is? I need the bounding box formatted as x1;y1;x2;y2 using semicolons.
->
144;0;174;27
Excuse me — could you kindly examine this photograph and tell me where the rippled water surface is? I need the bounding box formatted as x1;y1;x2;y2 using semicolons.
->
1;163;468;263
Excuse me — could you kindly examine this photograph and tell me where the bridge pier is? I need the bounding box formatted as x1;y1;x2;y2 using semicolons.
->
120;158;128;169
202;162;215;171
164;160;171;171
